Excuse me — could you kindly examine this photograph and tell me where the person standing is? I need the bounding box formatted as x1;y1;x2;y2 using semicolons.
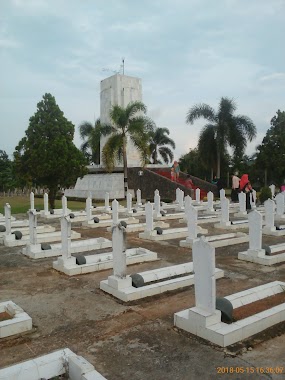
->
171;161;180;182
231;172;240;202
239;174;253;210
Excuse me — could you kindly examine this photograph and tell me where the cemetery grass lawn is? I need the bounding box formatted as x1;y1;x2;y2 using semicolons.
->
0;196;105;214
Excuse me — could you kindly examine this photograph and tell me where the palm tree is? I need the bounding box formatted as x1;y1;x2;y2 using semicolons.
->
149;127;175;164
102;101;154;198
79;118;102;165
186;97;256;178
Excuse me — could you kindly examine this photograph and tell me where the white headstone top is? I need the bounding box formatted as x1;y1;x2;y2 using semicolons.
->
145;202;154;232
193;237;216;313
105;192;110;212
186;205;198;240
207;191;214;212
61;216;72;260
127;193;133;212
175;188;180;203
136;189;142;206
250;189;257;209
238;192;246;213
178;189;184;209
275;193;285;216
219;189;225;200
184;195;192;214
269;184;275;198
195;188;200;203
30;192;35;211
86;197;92;221
62;196;68;216
154;192;161;217
248;210;263;250
4;203;11;235
264;199;275;229
44;193;49;214
29;210;37;245
112;199;119;224
112;223;127;278
221;197;230;225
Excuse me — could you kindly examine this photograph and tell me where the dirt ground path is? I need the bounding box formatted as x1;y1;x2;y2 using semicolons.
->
0;213;285;379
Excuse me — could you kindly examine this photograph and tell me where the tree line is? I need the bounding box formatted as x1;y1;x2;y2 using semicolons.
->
0;93;284;206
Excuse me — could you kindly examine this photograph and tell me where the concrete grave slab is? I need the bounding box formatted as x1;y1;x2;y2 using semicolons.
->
100;262;224;302
0;301;32;338
181;232;248;248
0;348;106;379
174;238;285;347
22;237;112;259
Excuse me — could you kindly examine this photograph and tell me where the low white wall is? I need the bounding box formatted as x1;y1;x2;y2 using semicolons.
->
64;173;124;199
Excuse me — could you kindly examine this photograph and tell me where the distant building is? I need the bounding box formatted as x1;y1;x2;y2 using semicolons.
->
100;74;143;167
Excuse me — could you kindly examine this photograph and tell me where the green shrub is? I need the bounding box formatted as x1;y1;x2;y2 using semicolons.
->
259;186;272;204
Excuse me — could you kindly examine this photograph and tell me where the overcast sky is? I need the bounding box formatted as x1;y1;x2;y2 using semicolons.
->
1;0;285;161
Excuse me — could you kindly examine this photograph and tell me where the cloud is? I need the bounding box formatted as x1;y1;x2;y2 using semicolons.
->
110;20;155;33
259;73;285;82
0;37;19;48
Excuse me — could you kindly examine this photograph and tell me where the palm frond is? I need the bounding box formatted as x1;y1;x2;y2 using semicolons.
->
159;146;174;164
79;121;94;139
80;141;89;153
100;123;116;136
101;133;123;172
125;101;147;120
218;97;237;119
198;124;217;165
234;115;257;141
186;104;216;124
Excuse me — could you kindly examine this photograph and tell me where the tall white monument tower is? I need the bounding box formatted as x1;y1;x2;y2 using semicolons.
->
100;74;143;167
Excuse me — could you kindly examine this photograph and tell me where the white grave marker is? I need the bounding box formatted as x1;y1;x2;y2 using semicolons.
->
264;199;276;232
238;192;246;213
61;216;72;261
175;188;180;203
28;211;37;245
269;184;275;198
219;189;226;201
30;192;35;211
62;196;68;216
44;193;49;214
136;189;142;207
276;193;285;217
250;189;257;209
186;205;198;240
154;190;161;218
145;202;154;232
86;197;92;221
178;189;184;209
105;192;111;212
220;197;231;226
184;195;192;214
112;199;119;224
207;191;214;212
195;188;200;203
248;210;263;252
112;224;127;278
127;193;133;213
193;237;216;313
4;203;11;235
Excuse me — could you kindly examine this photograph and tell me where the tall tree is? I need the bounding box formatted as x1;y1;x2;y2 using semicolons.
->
149;127;175;164
255;110;285;185
186;97;256;178
14;93;88;208
78;118;113;165
102;101;153;198
179;148;209;180
0;150;14;191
